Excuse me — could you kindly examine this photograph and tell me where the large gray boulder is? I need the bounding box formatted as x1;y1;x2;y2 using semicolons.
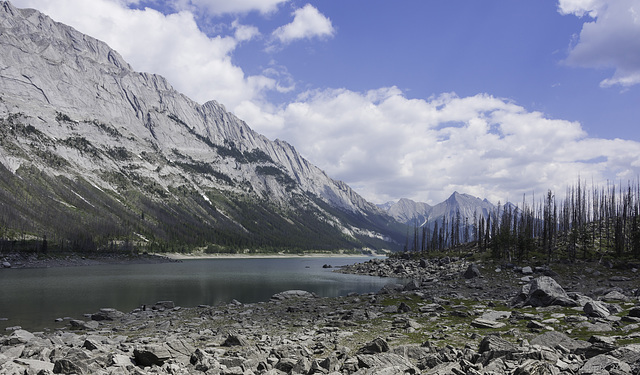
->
584;301;611;318
530;331;590;354
514;276;578;307
4;329;35;345
478;335;518;359
52;348;92;375
134;345;172;367
578;354;632;374
90;307;124;321
357;337;390;354
463;263;481;279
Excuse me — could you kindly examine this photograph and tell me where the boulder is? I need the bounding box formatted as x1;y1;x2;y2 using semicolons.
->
584;301;611;318
317;354;342;372
82;338;102;351
602;290;628;302
134;345;172;367
478;335;518;357
222;333;249;347
578;354;631;374
609;276;631;282
153;301;175;310
13;358;54;374
270;290;316;300
521;276;578;307
357;337;390;354
628;307;640;318
69;319;99;330
514;359;560;375
377;284;405;295
5;329;35;345
274;358;297;373
463;263;481;279
398;302;411;313
576;321;615;332
392;345;432;362
292;357;312;374
53;348;92;375
355;353;419;374
530;331;590;353
53;358;88;375
419;303;445;313
90;308;124;321
403;279;421;291
471;318;506;329
521;266;533;275
608;344;640;366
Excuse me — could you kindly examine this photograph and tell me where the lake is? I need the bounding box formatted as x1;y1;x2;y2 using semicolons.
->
0;256;398;331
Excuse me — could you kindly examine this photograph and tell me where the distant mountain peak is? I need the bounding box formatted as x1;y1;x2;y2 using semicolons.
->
380;192;496;227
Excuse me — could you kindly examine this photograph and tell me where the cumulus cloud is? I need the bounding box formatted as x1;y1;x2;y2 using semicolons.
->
559;0;640;88
178;0;290;15
12;0;275;108
557;0;605;17
245;88;640;204
272;4;335;44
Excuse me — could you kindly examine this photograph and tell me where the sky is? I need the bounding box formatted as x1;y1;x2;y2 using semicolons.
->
11;0;640;205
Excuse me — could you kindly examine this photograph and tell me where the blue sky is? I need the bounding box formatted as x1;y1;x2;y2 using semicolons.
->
12;0;640;204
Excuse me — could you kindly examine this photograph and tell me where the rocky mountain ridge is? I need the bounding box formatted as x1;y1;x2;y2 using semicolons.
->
380;192;496;228
0;1;402;251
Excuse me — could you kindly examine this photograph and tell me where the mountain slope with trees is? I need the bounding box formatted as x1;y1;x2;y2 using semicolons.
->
0;2;405;253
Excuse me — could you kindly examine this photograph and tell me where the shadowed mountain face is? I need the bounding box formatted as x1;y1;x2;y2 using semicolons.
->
0;1;404;252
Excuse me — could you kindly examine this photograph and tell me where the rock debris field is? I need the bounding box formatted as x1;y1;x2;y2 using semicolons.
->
1;255;640;374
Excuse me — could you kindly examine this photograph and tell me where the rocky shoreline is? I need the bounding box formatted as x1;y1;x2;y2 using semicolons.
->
1;256;640;374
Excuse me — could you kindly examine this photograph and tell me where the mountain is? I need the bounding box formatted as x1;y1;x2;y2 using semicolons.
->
379;192;495;228
382;198;432;226
0;2;404;252
428;192;495;226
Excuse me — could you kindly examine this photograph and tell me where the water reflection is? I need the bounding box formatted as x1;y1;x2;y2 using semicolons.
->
0;257;397;331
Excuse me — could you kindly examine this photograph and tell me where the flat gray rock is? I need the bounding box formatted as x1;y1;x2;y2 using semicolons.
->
530;331;591;353
578;354;631;374
471;318;506;329
271;290;316;300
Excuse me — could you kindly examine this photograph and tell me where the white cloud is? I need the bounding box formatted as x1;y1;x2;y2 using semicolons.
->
232;20;260;42
179;0;290;15
557;0;606;17
559;0;640;88
246;88;640;204
272;4;335;44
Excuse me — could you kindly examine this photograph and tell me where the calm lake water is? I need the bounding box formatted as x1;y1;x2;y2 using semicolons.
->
0;256;398;331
